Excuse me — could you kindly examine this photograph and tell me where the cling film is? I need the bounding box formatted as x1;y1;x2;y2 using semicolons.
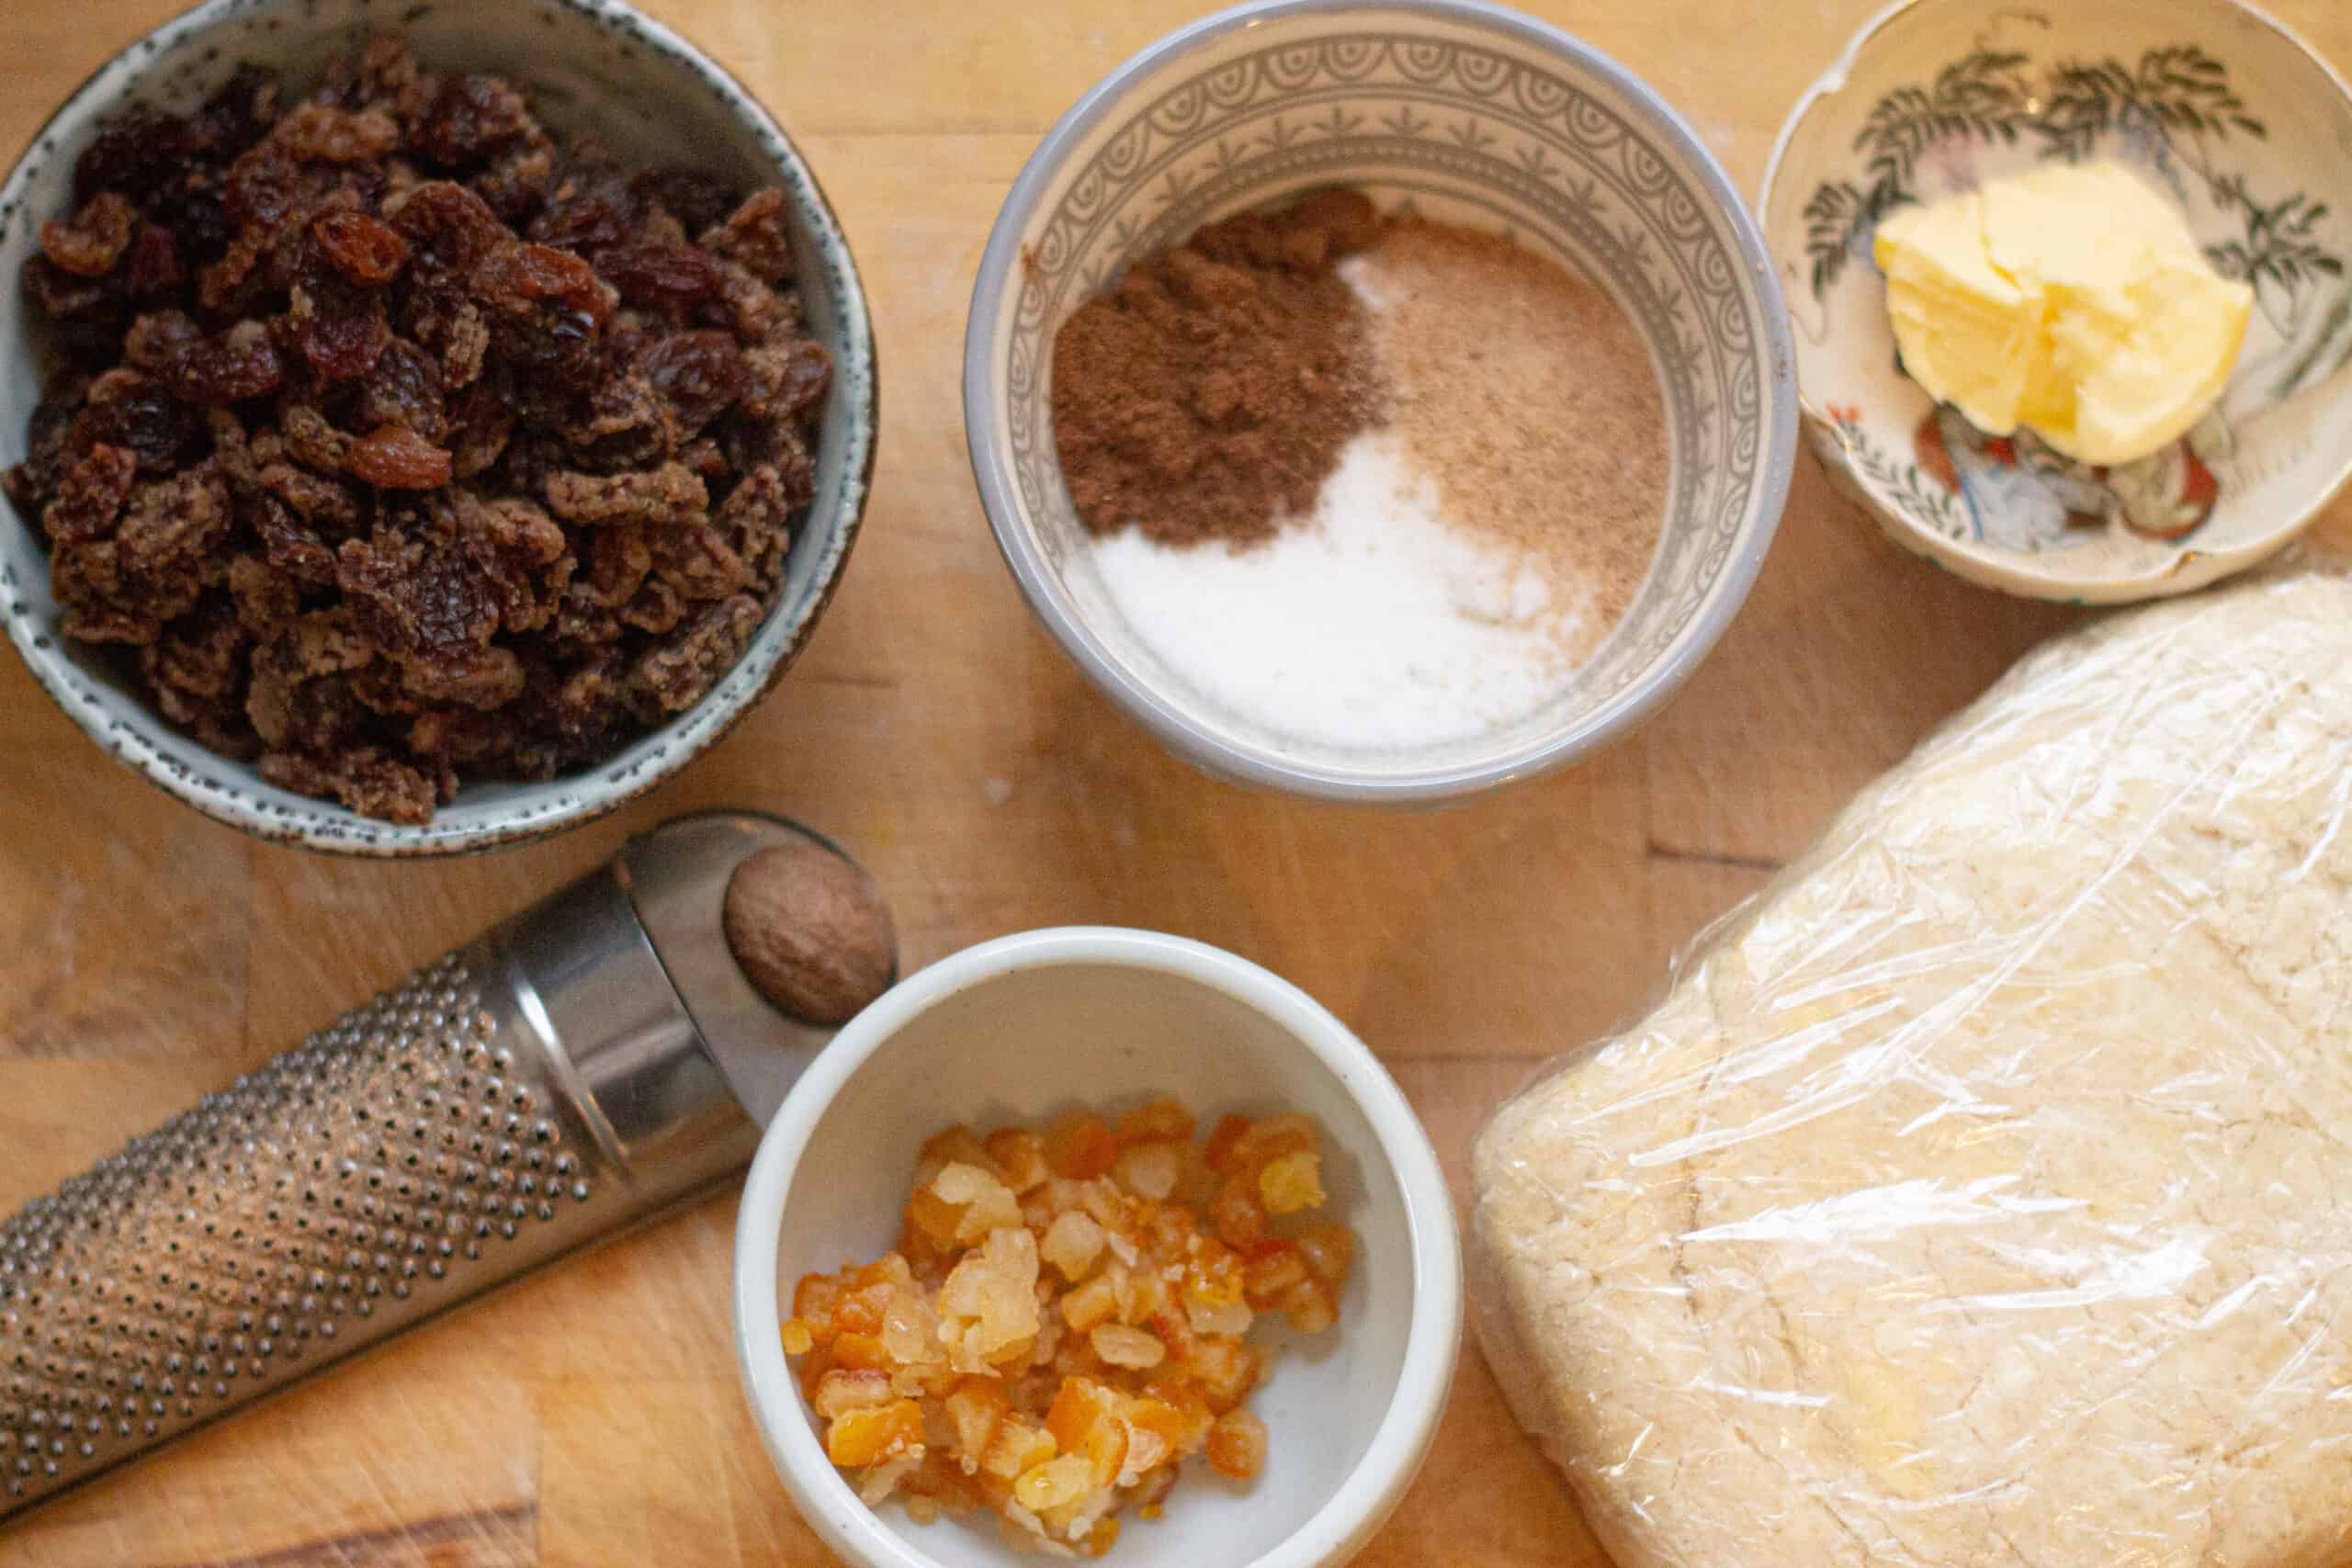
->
1470;573;2352;1568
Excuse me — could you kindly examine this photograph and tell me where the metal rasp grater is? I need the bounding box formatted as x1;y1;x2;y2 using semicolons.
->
0;808;893;1522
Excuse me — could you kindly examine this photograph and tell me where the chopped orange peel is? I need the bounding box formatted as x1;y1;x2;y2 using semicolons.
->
781;1100;1353;1556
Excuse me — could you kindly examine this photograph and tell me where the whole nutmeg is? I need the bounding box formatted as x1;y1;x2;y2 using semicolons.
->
721;840;897;1025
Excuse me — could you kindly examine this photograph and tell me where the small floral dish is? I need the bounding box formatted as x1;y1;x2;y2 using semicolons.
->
0;0;876;855
967;0;1797;804
1760;0;2352;603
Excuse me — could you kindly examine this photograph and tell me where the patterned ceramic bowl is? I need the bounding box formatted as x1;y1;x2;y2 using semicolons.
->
965;0;1797;804
1760;0;2352;603
0;0;876;854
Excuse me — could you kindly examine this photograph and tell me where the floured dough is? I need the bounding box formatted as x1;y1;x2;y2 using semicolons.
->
1472;575;2352;1568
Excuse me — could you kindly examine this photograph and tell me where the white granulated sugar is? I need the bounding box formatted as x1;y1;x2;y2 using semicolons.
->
1337;254;1391;310
1091;433;1577;750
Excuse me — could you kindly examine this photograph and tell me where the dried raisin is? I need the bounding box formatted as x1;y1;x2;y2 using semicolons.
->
260;747;441;825
75;375;198;472
640;329;749;438
698;188;795;283
715;462;797;589
626;592;761;719
313;209;410;285
561;369;671;471
527;168;639;254
124;224;184;299
179;321;288;403
288;278;390;382
412;74;533;168
400;643;526;709
474;240;614;379
743;338;832;422
124;311;201;374
446;367;516;479
336;518;499;659
475;240;611;311
597;241;725;318
257;461;362;532
345;423;455;489
277;400;353;471
72;108;193;206
649;522;748;602
247;492;340;589
6;370;94;507
635;166;737;237
223;146;308;231
354;339;447;443
40;192;138;278
146;594;247;700
462;495;571;630
269;103;399;164
542;461;707;526
470;142;553;226
24;256;120;326
149;175;233;264
40;442;139;543
385;179;506;270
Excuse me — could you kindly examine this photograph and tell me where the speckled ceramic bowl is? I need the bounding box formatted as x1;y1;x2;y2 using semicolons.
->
1760;0;2352;603
0;0;876;854
965;0;1797;805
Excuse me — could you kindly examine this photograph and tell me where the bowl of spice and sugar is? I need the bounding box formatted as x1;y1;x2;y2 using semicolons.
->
0;0;876;854
965;0;1798;804
1759;0;2352;604
733;927;1461;1568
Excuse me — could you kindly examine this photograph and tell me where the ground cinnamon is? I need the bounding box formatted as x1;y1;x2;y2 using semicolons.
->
1049;189;1383;547
1346;220;1668;665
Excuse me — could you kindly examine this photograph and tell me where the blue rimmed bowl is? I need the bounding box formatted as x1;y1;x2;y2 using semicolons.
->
1759;0;2352;603
0;0;876;855
964;0;1798;805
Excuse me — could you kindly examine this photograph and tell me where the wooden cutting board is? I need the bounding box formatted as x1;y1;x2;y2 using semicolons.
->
4;0;2347;1562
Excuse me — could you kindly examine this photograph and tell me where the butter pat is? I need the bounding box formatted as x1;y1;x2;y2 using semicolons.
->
1873;162;2252;466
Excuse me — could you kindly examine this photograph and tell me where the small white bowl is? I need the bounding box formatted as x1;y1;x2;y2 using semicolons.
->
964;0;1797;804
732;928;1463;1568
0;0;876;854
1759;0;2352;603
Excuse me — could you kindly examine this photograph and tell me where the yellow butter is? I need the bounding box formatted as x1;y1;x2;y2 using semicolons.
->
1872;162;2252;467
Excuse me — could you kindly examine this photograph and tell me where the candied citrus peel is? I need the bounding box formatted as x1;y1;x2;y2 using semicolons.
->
779;1099;1354;1556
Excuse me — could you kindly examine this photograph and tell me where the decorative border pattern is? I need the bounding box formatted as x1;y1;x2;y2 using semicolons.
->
1000;31;1776;709
1823;404;1965;538
1799;43;2343;310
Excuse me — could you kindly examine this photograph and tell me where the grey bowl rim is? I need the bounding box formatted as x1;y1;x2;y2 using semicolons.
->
961;0;1800;805
0;0;879;858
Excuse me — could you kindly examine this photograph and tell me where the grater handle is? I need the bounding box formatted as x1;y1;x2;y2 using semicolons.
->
0;862;753;1521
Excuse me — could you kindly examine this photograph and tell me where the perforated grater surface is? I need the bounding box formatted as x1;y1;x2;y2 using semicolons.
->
0;809;889;1522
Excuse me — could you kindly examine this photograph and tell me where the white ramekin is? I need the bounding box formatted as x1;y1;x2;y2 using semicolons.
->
733;927;1463;1568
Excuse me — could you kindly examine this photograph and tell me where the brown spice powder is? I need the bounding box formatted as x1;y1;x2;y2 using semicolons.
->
1049;189;1384;548
1347;220;1668;663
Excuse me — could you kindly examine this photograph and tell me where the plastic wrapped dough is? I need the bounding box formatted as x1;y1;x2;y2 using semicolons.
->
1471;574;2352;1568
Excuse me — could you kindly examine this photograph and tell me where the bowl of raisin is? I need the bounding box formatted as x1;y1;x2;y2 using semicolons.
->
0;0;876;853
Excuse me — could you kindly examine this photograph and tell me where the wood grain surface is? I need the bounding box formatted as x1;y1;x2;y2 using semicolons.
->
5;1;2350;1563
